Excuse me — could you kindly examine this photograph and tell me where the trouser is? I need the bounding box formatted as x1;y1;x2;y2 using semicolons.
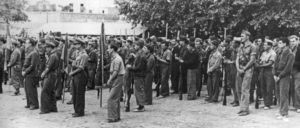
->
292;70;300;109
8;67;22;92
196;63;203;94
160;65;170;97
236;68;253;112
229;64;238;103
72;71;88;115
87;68;96;89
144;73;153;104
207;70;221;101
279;75;291;116
250;69;260;101
187;69;197;100
41;73;57;112
181;67;187;93
107;76;123;120
259;68;275;107
0;68;3;93
171;64;180;92
134;77;146;106
55;71;63;98
25;76;39;108
201;62;208;84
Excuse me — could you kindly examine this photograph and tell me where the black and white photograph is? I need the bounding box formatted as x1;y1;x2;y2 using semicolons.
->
0;0;300;128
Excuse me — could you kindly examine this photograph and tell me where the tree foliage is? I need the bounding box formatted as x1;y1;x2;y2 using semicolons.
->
0;0;28;23
116;0;300;38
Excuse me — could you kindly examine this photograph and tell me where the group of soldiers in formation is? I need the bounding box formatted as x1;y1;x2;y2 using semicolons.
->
0;30;300;123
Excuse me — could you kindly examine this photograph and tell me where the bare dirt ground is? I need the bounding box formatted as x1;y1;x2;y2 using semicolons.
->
0;84;299;128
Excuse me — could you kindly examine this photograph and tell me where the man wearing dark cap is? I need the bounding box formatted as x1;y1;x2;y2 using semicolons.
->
6;39;22;96
205;39;222;103
106;42;125;123
235;30;257;116
22;38;40;110
86;41;98;90
128;40;147;112
37;39;46;87
69;38;89;117
170;39;180;94
40;39;59;114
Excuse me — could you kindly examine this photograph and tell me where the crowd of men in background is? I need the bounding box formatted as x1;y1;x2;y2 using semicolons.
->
0;30;299;123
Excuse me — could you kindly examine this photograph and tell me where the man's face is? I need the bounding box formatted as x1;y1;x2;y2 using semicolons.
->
187;44;191;51
25;40;31;49
289;38;298;48
195;41;200;48
107;45;113;55
45;47;52;53
256;39;262;46
142;46;149;53
278;40;286;48
179;41;184;46
134;44;139;50
161;43;166;50
241;33;249;43
263;42;270;51
74;44;80;49
273;39;278;46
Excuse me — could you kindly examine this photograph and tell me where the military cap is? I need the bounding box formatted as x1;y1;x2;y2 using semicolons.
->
45;41;56;48
11;39;20;46
135;40;145;48
73;38;85;45
241;30;251;37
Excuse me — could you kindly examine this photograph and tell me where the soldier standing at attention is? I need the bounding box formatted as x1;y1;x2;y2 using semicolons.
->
86;41;97;90
22;38;40;110
143;45;155;105
6;39;22;96
106;42;125;123
40;38;59;114
156;41;172;98
69;39;89;117
274;37;294;121
128;40;147;112
235;31;257;116
205;39;222;103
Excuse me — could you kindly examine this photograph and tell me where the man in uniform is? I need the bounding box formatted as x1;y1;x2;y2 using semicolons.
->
22;38;40;110
256;41;276;110
205;39;222;103
289;35;300;113
144;45;155;105
274;37;294;121
6;39;22;96
69;39;89;117
86;41;97;90
40;38;59;114
0;37;5;93
106;42;125;123
128;40;147;112
235;31;257;116
179;42;199;100
156;41;172;98
170;39;180;94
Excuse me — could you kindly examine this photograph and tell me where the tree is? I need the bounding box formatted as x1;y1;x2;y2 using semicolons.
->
116;0;300;38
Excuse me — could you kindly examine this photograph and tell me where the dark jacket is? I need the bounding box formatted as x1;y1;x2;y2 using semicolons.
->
183;48;199;69
129;50;147;77
87;49;97;70
23;48;40;77
293;46;300;71
274;46;295;78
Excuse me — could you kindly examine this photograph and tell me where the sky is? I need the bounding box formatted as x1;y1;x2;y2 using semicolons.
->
27;0;116;7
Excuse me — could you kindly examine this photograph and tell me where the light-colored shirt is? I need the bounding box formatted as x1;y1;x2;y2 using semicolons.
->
110;53;125;75
260;49;276;64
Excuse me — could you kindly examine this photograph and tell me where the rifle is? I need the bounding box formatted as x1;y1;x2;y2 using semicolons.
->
62;34;69;103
